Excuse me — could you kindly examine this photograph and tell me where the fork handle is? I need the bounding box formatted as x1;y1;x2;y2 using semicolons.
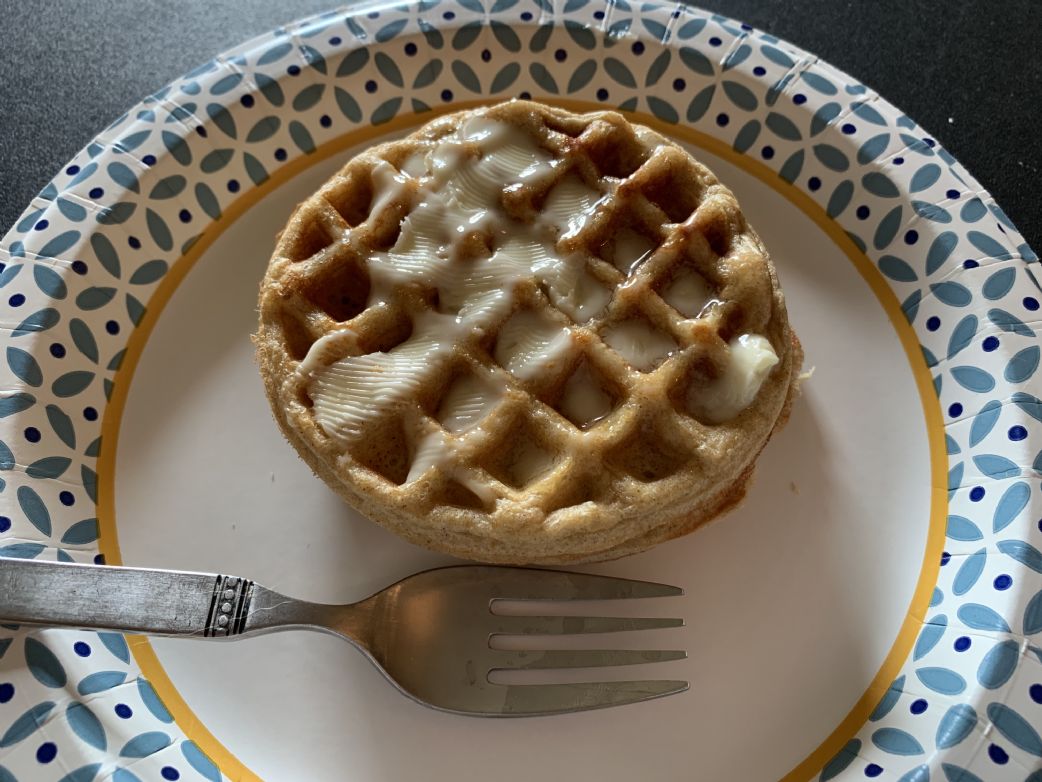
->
0;558;293;639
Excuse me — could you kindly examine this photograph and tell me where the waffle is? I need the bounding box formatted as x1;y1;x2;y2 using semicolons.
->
256;100;802;564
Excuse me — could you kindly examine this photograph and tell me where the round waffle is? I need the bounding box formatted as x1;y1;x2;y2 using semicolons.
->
256;100;802;564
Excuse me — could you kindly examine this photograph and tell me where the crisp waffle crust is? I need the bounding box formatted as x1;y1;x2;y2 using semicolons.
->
256;100;802;564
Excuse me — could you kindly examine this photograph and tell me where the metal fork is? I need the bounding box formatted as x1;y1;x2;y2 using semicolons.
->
0;559;687;716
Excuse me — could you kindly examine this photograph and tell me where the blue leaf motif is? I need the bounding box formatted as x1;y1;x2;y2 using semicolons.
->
732;121;760;154
0;701;55;747
90;233;121;277
336;48;369;77
137;678;174;723
491;63;521;93
52;370;95;398
67;702;106;750
26;637;66;687
857;133;890;164
256;41;292;65
910;163;941;192
947;462;963;494
375;19;408;43
958;602;1011;633
57;764;102;782
33;265;67;299
12;308;60;337
968;399;999;447
1024;589;1042;635
129;260;168;286
997;539;1042;572
987;703;1042;756
17;486;50;535
181;741;222;782
929;281;972;306
647;97;678;125
988;308;1035;337
896;765;929;782
947;315;977;360
77;670;127;696
451;60;482;94
645;50;671;87
993;482;1030;532
76;286;117;310
926;231;957;275
759;43;793;67
812;144;849;172
868;675;904;720
38;230;81;259
950;366;994;393
288;121;315;155
862;172;899;198
26;457;71;480
982;267;1016;300
940;764;983;782
490;21;521;52
371;98;403;125
778;150;804;184
451;21;482;50
120;731;171;758
801;70;837;95
97;202;136;225
677;18;707;40
61;519;98;545
686;85;715;122
819;738;860;781
977;639;1019;689
878;255;917;282
972;454;1019;478
945;433;960;454
952;548;985;595
826;180;853;218
765;112;800;141
721;80;757;111
912;200;951;223
916;666;966;695
70;318;98;363
0;543;45;559
7;347;41;387
1005;346;1039;383
936;704;977;749
529;64;559;94
146;209;173;252
913;617;945;661
969;230;1011;260
851;100;885;123
872;726;924;755
0;265;22;288
721;43;751;71
0;393;33;418
98;632;130;663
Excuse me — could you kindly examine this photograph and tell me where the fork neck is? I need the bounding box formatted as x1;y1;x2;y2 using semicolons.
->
236;583;373;646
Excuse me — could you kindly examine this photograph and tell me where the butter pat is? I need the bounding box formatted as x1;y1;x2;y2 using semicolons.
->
696;334;779;423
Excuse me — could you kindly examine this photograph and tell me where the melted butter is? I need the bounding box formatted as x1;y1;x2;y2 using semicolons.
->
542;175;602;238
602;319;677;372
495;310;573;380
437;375;500;433
695;334;779;423
611;229;655;275
560;363;613;427
662;267;713;319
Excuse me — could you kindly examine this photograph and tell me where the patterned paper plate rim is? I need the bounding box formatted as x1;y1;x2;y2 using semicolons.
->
1;1;1040;780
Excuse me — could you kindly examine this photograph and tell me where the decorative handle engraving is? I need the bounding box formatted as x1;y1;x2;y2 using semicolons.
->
204;575;254;637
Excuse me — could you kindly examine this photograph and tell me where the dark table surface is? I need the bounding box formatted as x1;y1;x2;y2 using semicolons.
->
1;1;1039;252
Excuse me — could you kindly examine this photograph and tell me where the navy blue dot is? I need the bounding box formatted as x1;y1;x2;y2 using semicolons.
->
36;742;57;764
988;744;1008;764
405;42;418;56
275;148;287;161
72;260;88;275
287;64;301;76
963;259;979;269
715;113;730;127
793;93;807;105
329;36;342;46
672;78;686;92
93;553;105;565
520;11;532;20
597;88;609;101
856;206;870;220
926;316;941;332
320;115;332;128
365;80;377;93
954;636;971;652
59;491;74;507
904;229;918;245
367;10;379;18
1030;683;1042;703
50;343;65;358
84;407;98;421
34;219;49;231
593;10;604;18
519;91;531;100
946;189;960;199
105;320;120;335
983;336;1000;352
1024;296;1040;311
115;703;133;719
708;36;722;46
892;156;904;165
910;698;928;714
88;187;104;199
0;517;9;534
0;683;12;703
240;94;254;108
969;486;985;502
481;49;492;62
66;165;80;176
753;66;766;77
1009;425;1028;441
761;146;775;160
161;767;181;781
864;764;883;778
195;126;207;138
73;641;91;657
128;236;141;249
841;123;856;135
441;8;456;18
994;574;1013;590
631;41;645;55
808;176;821;191
8;293;24;307
178;209;192;223
228;179;240;193
924;137;936;148
24;427;40;443
554;49;567;62
940;550;951;566
441;89;454;102
671;8;681;17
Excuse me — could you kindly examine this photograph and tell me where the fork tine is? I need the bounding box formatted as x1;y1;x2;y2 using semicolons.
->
490;615;684;635
492;649;686;670
490;568;683;600
497;680;689;715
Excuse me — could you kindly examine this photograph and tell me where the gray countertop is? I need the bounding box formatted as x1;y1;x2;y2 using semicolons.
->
1;0;1039;251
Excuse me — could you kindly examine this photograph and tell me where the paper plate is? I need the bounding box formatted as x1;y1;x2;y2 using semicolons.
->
1;1;1040;780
